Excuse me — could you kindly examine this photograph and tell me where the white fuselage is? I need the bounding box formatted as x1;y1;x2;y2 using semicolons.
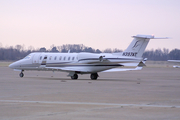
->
9;52;141;74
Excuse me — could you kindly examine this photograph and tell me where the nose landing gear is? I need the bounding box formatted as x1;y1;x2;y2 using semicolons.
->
19;70;24;78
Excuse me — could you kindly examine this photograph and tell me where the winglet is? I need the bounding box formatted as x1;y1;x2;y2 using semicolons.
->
137;58;147;67
138;58;147;67
135;58;148;70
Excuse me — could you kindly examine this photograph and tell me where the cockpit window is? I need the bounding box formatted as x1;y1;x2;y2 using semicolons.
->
24;55;31;59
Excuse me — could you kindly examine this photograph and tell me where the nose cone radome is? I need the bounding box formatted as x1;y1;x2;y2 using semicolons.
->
9;61;21;69
9;62;16;69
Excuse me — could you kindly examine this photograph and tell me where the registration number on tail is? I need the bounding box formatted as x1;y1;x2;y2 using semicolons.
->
122;52;137;57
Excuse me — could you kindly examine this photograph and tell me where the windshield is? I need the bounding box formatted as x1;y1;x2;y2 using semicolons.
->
24;54;31;59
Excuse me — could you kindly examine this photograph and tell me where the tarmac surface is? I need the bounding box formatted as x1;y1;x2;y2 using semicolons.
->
0;63;180;120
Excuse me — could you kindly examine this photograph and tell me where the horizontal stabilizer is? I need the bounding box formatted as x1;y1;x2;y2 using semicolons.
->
132;35;169;39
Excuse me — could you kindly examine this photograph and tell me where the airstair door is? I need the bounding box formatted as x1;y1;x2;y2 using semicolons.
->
32;53;41;64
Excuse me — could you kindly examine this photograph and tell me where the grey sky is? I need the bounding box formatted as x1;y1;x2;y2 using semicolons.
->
0;0;180;50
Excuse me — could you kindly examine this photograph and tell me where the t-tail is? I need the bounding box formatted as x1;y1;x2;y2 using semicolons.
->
122;34;168;58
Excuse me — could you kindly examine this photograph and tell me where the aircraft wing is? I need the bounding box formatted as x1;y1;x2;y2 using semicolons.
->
102;66;143;72
102;58;147;72
173;66;180;68
168;60;180;68
168;60;180;63
46;66;142;73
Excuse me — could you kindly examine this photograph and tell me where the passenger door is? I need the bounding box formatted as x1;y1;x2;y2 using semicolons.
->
32;53;41;64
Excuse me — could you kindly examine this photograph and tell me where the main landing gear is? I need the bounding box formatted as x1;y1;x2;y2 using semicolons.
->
90;73;99;80
71;73;78;80
70;73;99;80
19;70;24;78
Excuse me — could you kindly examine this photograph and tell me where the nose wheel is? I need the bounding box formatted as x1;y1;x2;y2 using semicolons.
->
19;72;24;78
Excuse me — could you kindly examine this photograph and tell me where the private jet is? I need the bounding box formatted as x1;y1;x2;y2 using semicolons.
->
168;60;180;68
9;34;168;80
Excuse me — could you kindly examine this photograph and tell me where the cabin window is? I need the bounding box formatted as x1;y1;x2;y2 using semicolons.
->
68;57;70;61
54;56;57;60
72;57;74;60
49;56;52;60
63;56;66;60
40;56;42;60
59;56;62;60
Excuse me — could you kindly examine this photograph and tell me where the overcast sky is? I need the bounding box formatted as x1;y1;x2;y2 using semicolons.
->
0;0;180;51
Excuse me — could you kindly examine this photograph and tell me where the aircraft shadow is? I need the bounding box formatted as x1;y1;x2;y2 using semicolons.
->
25;76;137;82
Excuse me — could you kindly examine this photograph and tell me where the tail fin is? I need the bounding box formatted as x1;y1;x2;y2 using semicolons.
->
122;35;168;57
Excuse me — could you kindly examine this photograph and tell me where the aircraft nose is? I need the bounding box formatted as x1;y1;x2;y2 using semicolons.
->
9;62;20;69
9;63;15;69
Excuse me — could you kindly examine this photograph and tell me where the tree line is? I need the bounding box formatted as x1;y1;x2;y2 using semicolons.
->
0;44;179;61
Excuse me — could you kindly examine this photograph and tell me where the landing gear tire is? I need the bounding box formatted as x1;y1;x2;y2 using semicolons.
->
19;72;24;78
90;73;98;80
71;74;78;80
